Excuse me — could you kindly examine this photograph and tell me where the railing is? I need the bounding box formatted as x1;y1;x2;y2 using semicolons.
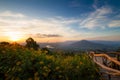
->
107;52;120;61
89;52;120;80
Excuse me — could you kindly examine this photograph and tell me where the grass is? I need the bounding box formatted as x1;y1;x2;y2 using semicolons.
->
0;43;100;80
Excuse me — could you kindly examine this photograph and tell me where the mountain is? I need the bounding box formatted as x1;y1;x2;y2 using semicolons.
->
64;40;112;50
38;40;120;51
90;40;120;48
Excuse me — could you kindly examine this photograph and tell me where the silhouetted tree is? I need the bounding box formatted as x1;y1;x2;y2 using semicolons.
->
25;37;39;50
0;42;9;45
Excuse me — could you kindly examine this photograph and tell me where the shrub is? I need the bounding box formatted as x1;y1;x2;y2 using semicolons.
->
0;44;100;80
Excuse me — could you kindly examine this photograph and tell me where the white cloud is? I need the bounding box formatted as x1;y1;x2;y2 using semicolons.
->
0;10;120;42
92;0;107;9
0;11;81;41
81;0;120;29
108;20;120;28
88;35;120;41
0;11;25;18
80;7;112;29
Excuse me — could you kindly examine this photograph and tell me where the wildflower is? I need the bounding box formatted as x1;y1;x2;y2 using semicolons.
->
47;69;51;73
43;72;48;77
47;64;51;68
12;67;16;71
30;48;34;51
34;72;39;77
39;61;44;65
43;66;48;70
34;77;39;80
13;48;16;51
55;66;60;70
76;66;79;69
4;73;8;77
28;78;33;80
15;77;19;80
44;51;48;54
2;50;6;53
59;70;62;73
79;62;83;65
18;67;22;71
46;56;54;61
59;75;62;78
95;68;99;72
16;61;21;66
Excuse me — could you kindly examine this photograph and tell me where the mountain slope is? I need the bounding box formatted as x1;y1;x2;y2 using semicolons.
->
90;40;120;48
65;40;113;50
38;40;118;51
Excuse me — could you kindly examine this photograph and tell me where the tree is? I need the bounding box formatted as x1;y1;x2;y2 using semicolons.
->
0;42;9;45
25;37;39;50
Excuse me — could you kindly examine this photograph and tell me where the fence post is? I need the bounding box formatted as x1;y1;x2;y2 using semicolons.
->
108;74;111;80
116;54;120;70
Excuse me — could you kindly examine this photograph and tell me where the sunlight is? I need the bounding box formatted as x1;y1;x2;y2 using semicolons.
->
10;36;20;41
6;32;23;42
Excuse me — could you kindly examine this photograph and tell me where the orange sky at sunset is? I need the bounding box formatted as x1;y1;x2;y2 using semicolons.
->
0;0;120;43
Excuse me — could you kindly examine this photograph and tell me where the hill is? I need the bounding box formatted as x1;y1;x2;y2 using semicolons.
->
62;40;112;51
38;40;120;51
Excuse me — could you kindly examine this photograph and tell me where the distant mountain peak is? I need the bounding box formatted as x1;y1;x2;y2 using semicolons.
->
73;40;92;45
81;40;87;41
80;40;89;42
69;40;110;50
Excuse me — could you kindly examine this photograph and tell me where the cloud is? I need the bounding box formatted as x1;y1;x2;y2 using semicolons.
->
88;35;120;41
29;33;62;38
92;0;98;9
108;20;120;28
92;0;106;9
88;0;120;29
79;6;112;29
0;11;81;41
0;9;120;42
0;11;25;18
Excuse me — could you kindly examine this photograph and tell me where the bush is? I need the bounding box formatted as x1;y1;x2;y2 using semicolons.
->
0;44;100;80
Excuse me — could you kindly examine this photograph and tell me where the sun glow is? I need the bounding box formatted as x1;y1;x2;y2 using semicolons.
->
10;36;20;41
6;32;23;42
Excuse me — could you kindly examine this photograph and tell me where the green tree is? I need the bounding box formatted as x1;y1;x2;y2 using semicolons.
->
25;37;39;50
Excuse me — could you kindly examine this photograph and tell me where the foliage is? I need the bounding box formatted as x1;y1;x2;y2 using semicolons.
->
0;44;100;80
116;47;120;52
0;42;9;45
25;37;39;50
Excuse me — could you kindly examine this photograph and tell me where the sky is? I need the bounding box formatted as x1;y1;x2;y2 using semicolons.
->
0;0;120;42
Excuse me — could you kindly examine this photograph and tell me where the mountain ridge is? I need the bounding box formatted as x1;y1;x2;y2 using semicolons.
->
38;40;120;51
